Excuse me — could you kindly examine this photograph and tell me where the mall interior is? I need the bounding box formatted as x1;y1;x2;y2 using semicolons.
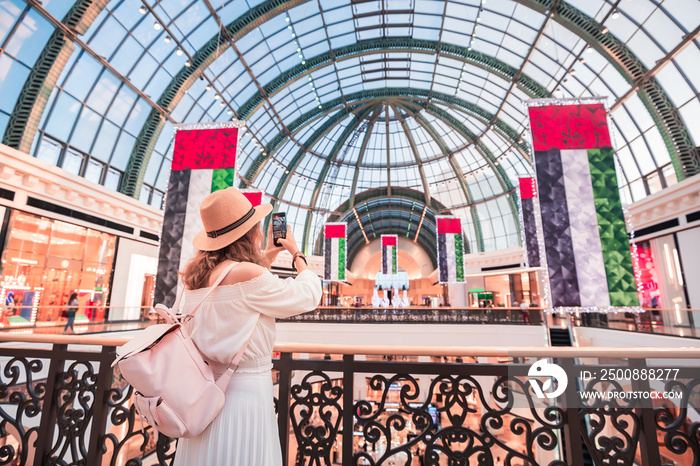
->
0;0;699;465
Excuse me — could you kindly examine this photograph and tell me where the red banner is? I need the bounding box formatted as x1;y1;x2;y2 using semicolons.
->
325;224;346;239
171;127;238;171
437;217;461;234
528;103;611;151
381;236;397;246
519;177;537;199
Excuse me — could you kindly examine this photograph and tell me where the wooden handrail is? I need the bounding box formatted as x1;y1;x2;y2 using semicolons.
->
0;333;699;358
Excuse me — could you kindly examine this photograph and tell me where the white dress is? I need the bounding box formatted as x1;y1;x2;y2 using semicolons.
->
173;267;322;466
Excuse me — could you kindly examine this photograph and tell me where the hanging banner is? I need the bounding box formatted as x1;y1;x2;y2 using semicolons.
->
155;122;243;307
324;223;346;282
241;189;263;207
437;216;466;283
527;99;639;310
381;235;398;275
518;177;541;268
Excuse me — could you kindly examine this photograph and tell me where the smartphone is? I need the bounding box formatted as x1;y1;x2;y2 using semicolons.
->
272;212;286;247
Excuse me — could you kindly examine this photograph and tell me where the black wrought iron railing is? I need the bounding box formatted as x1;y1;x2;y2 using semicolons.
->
0;335;699;466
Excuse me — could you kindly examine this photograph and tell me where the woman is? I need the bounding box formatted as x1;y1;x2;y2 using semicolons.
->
63;292;78;334
173;187;321;466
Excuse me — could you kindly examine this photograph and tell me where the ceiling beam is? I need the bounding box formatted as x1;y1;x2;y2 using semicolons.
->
349;108;383;208
419;104;521;240
237;37;550;121
391;104;431;205
243;88;531;187
612;23;700;111
409;108;485;251
353;207;369;244
515;0;698;178
2;0;108;153
202;0;291;147
385;104;391;197
123;0;309;196
300;104;376;253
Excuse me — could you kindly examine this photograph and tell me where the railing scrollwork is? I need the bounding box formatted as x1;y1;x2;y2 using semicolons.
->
0;335;697;465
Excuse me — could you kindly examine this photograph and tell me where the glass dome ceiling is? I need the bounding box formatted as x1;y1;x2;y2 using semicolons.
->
0;0;698;255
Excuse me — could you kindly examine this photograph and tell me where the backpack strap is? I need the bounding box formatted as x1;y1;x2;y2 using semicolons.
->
214;313;260;391
181;261;239;323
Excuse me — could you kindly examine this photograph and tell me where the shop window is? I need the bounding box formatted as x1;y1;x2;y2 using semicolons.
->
0;211;116;327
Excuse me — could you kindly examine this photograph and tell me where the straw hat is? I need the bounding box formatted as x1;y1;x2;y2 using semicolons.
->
192;187;272;251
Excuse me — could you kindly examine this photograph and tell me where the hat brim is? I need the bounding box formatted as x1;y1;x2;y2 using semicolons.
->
192;203;273;251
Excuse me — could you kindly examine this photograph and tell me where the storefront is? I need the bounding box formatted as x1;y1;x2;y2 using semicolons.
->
467;270;540;308
0;210;116;327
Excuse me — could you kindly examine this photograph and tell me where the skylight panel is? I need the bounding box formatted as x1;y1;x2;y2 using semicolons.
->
111;1;142;32
566;0;605;20
618;0;657;27
358;29;382;41
187;18;219;50
472;39;498;57
86;70;121;114
624;94;656;133
170;1;209;37
480;8;510;29
128;54;158;90
88;16;127;59
604;11;637;43
663;0;700;32
388;26;412;36
629;136;657;174
303;39;329;58
413;27;441;41
476;97;498;114
477;27;506;48
495;47;522;70
643;126;670;166
322;4;353;24
443;16;471;34
627;30;665;70
235;27;264;54
329;31;356;48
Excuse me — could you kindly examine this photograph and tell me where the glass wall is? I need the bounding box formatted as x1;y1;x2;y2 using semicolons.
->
0;210;116;327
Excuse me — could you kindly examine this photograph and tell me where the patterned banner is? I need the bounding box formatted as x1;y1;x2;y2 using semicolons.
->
437;217;466;283
241;190;263;207
518;177;541;268
528;101;639;309
381;235;398;275
324;223;346;281
155;123;241;307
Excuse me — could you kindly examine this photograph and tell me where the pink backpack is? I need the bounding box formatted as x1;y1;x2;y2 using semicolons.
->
112;262;255;440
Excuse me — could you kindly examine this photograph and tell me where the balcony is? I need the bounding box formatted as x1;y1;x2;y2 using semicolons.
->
0;333;699;465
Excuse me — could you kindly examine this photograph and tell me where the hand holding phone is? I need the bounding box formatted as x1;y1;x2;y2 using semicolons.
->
272;212;286;247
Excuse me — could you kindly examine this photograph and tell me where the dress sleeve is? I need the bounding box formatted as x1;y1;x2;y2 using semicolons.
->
244;269;322;318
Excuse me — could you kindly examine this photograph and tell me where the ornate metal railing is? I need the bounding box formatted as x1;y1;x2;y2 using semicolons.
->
569;309;700;339
0;335;698;465
280;306;544;325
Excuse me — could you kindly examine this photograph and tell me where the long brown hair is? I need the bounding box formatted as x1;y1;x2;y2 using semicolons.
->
180;224;267;290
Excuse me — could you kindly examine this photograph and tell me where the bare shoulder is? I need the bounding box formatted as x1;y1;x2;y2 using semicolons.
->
218;261;267;286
